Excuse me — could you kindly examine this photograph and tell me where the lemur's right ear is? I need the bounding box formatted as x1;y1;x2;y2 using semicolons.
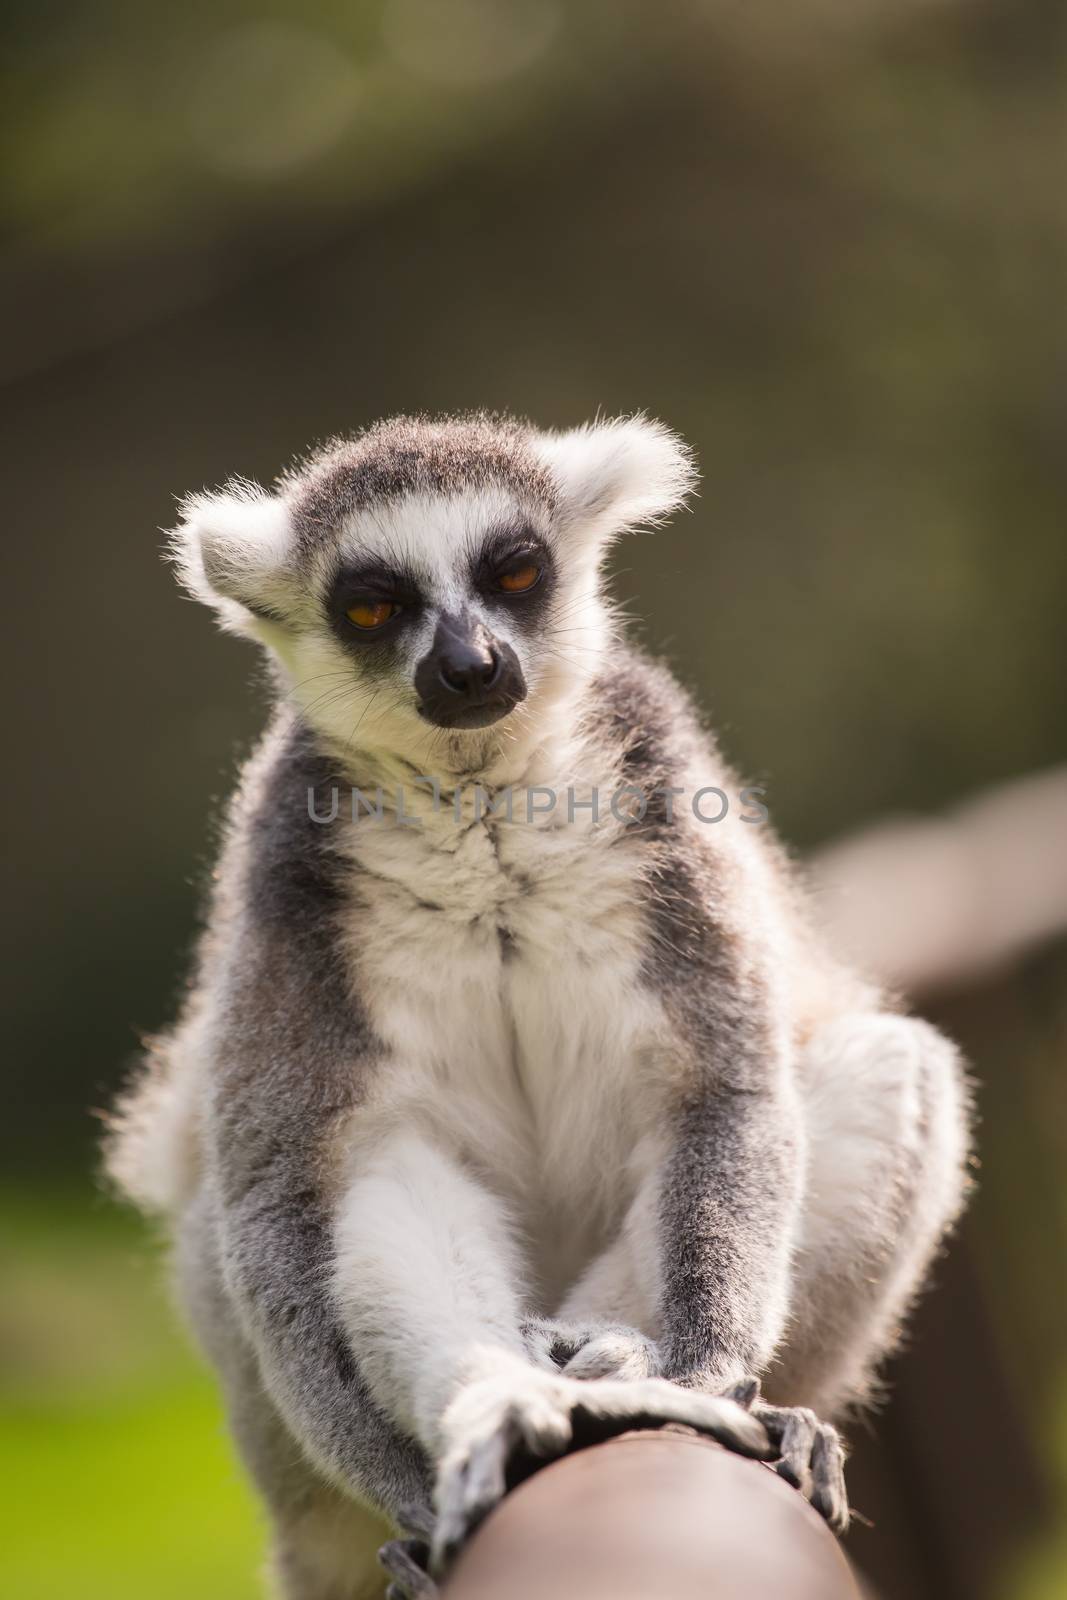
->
169;481;297;634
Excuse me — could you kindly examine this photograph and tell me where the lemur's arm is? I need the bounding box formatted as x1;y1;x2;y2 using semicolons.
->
656;1077;801;1390
213;1146;433;1519
640;937;848;1536
200;757;438;1519
554;1076;801;1391
330;1127;535;1451
557;873;803;1393
643;808;805;1391
209;953;435;1520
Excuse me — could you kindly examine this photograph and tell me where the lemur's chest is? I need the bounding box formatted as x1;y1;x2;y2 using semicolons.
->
340;803;665;1230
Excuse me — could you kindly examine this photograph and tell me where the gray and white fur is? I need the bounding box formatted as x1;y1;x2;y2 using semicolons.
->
106;412;970;1599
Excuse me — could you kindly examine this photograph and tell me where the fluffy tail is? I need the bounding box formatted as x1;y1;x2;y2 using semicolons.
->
102;1034;201;1215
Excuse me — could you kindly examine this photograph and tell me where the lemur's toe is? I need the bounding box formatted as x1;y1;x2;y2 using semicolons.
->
724;1376;760;1409
745;1392;850;1536
563;1328;660;1380
520;1316;660;1380
520;1315;586;1370
379;1536;438;1599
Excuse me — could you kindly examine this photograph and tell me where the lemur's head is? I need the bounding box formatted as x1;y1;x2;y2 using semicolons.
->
173;412;695;774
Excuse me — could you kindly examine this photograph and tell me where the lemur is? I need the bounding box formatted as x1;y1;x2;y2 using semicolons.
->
107;412;970;1600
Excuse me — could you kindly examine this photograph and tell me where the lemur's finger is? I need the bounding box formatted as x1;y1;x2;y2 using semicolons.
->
461;1422;512;1520
668;1390;773;1457
811;1424;850;1535
432;1417;522;1573
431;1489;472;1574
746;1399;850;1535
432;1461;472;1570
432;1462;491;1571
573;1376;772;1458
769;1406;818;1499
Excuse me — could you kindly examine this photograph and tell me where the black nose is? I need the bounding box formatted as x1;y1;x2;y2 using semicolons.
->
437;639;502;697
414;614;527;730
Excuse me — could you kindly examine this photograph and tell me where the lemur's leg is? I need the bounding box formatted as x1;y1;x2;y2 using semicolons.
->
176;1188;399;1600
767;1013;970;1420
330;1128;771;1576
541;1176;664;1377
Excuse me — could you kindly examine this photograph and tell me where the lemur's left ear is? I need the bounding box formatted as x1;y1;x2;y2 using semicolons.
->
168;481;297;635
535;416;697;547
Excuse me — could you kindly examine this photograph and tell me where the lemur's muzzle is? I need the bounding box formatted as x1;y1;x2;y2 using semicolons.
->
414;613;526;730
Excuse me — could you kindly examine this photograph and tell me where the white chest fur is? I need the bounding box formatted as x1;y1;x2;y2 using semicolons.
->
335;785;666;1294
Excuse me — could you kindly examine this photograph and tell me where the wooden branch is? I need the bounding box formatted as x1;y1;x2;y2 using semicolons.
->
442;1431;860;1600
811;765;1067;996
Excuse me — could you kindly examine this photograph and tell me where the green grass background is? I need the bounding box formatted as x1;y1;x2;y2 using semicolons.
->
1;1190;262;1600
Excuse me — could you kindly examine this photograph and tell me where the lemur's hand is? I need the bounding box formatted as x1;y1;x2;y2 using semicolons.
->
521;1315;661;1380
726;1378;850;1535
431;1367;770;1575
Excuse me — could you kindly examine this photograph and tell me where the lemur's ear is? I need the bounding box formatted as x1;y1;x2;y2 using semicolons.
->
169;481;296;634
535;417;697;548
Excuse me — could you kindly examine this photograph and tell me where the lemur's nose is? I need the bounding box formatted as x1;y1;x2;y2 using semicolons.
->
414;612;525;729
437;639;502;697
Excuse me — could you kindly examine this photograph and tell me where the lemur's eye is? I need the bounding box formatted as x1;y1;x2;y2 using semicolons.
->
497;563;542;595
345;600;397;629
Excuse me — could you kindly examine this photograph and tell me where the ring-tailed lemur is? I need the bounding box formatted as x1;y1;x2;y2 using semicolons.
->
107;412;970;1599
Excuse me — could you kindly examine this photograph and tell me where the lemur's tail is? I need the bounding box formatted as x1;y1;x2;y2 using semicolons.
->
102;1031;202;1215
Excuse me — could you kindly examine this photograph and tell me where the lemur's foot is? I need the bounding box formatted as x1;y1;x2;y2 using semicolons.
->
521;1315;661;1380
728;1381;850;1535
432;1367;770;1574
378;1535;437;1600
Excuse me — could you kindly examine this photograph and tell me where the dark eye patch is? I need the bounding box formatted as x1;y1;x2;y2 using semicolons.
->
326;558;424;660
471;526;556;628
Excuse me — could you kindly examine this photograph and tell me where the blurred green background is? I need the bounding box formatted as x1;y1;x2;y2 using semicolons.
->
2;2;1065;1596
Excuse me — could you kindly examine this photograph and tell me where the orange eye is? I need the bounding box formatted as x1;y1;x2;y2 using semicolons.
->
498;563;541;594
345;600;397;629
